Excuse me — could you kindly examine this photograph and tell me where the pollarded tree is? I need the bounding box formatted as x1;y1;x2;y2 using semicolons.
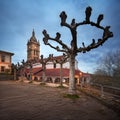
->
53;54;68;86
42;6;113;95
40;54;53;83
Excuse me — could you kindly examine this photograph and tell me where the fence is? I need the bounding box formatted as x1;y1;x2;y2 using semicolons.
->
0;74;14;80
91;83;120;96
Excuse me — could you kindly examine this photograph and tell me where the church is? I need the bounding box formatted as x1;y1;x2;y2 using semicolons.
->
25;30;90;84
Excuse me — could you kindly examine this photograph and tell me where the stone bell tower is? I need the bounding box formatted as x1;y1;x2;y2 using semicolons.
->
27;29;40;61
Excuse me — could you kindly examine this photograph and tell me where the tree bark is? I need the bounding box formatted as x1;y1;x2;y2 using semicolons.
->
30;66;32;81
14;68;16;80
42;64;46;83
68;54;76;95
60;63;63;86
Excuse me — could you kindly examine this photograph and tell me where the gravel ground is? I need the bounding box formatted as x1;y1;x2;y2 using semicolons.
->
0;81;119;120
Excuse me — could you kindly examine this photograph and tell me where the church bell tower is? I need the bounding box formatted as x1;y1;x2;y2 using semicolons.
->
27;30;40;61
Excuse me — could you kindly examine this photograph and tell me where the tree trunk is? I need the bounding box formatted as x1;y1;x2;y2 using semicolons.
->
60;63;63;86
30;66;32;81
42;64;46;83
14;68;16;80
68;55;76;95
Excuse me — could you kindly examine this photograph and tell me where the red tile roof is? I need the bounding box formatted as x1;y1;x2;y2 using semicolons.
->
26;67;81;78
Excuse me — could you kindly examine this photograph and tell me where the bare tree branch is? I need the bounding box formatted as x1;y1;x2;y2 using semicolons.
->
77;28;113;53
97;14;104;26
47;43;67;52
49;37;70;51
42;30;70;52
59;11;71;29
85;6;92;22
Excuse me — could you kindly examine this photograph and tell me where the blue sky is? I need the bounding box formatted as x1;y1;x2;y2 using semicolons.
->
0;0;120;73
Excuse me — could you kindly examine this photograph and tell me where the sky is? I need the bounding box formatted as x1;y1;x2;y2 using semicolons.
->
0;0;120;73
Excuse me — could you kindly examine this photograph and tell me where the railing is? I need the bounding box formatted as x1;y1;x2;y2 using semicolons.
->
90;83;120;96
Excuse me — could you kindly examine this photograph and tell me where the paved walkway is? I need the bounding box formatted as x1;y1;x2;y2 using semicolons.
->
0;81;119;120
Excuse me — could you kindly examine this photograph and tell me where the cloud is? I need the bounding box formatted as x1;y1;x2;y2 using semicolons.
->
0;0;119;73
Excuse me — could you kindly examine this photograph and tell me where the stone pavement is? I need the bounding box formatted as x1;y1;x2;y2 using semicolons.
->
0;81;119;120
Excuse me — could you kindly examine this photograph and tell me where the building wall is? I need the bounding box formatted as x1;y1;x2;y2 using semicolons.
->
32;59;78;70
0;51;13;73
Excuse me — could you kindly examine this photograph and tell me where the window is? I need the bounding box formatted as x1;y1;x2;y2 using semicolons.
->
1;55;5;62
1;66;5;72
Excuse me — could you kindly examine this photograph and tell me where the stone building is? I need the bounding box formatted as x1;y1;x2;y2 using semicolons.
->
0;50;14;74
27;29;40;61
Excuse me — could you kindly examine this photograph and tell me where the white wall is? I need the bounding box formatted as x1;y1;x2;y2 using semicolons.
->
33;58;79;70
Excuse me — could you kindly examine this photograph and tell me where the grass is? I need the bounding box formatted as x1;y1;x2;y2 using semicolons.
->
29;80;33;83
19;79;24;82
57;85;66;88
63;94;79;99
40;82;46;86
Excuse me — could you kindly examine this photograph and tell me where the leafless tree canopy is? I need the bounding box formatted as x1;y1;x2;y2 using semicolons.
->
42;6;113;55
94;50;120;78
42;6;113;95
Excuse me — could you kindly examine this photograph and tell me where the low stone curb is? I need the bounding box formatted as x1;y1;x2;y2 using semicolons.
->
79;88;120;116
